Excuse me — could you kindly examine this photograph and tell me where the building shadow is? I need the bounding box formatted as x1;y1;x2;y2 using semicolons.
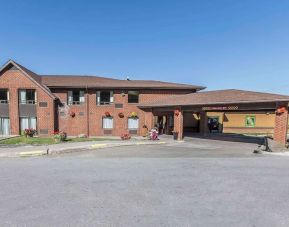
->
184;132;265;145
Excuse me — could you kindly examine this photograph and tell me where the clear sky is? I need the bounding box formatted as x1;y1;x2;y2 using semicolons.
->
1;0;289;94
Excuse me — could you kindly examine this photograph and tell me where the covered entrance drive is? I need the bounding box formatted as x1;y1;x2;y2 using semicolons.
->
140;90;289;146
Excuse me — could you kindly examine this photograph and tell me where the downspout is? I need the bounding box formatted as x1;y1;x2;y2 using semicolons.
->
86;86;90;137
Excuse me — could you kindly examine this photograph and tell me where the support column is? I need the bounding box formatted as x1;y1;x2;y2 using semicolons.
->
9;88;20;135
274;104;288;145
173;107;183;140
199;111;208;135
144;108;154;131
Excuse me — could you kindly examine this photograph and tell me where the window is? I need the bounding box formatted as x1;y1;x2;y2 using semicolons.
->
68;90;85;105
0;118;10;136
245;115;256;127
128;117;139;129
97;91;114;105
0;89;8;104
128;91;139;103
102;117;113;129
20;117;37;133
19;89;36;104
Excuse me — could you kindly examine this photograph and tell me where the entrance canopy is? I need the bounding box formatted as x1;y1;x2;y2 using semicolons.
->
139;89;289;145
139;89;289;108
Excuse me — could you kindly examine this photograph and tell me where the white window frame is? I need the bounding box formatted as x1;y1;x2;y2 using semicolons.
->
128;117;139;129
102;117;114;129
19;89;36;104
68;90;85;105
0;89;9;104
97;91;114;105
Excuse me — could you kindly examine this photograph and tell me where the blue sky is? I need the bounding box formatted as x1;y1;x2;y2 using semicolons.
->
1;0;289;94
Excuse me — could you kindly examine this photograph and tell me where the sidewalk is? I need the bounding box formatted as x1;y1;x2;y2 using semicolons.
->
0;137;173;158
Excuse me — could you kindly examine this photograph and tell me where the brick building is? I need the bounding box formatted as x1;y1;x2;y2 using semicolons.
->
1;60;289;145
0;60;203;138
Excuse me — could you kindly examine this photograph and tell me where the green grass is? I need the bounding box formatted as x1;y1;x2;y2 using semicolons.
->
0;136;119;145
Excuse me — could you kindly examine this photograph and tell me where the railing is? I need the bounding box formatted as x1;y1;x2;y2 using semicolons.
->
0;100;8;104
99;101;113;105
68;101;85;105
19;100;36;105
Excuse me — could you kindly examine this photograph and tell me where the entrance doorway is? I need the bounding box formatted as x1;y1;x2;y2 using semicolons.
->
208;116;220;133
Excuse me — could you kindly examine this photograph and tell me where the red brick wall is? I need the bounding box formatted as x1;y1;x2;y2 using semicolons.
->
52;89;192;137
0;68;55;136
173;108;184;140
274;104;288;144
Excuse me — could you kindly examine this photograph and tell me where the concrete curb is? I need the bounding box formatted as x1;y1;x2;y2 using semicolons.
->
0;141;169;158
19;150;48;157
48;141;168;156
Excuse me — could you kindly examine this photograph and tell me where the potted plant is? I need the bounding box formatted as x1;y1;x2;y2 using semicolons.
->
130;112;138;118
24;128;36;138
172;131;179;140
118;112;124;118
70;111;76;118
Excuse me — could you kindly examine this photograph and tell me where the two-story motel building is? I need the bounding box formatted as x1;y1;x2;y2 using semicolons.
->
0;60;288;145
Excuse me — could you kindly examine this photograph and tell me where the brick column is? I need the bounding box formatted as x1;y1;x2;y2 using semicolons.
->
274;104;288;145
173;108;183;140
144;109;154;131
9;88;20;135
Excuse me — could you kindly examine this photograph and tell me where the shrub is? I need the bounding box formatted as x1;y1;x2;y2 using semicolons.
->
24;128;36;138
53;130;67;142
121;133;131;140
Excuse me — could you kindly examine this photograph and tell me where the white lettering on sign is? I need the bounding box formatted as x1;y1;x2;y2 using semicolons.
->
202;106;238;111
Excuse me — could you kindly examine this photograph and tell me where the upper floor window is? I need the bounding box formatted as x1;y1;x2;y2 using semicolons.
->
68;90;85;105
19;89;36;104
97;91;114;105
0;89;8;104
128;91;139;103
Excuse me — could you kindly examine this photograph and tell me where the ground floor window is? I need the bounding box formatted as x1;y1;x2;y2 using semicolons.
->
102;117;113;129
128;117;139;129
0;118;10;136
20;117;37;133
245;115;256;127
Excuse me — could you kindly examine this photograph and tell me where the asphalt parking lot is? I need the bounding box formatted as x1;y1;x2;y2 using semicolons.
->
1;139;289;227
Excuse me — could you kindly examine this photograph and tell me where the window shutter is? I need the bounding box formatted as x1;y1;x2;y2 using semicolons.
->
110;91;114;103
7;90;9;101
96;91;100;105
34;91;37;103
79;90;85;103
68;91;73;104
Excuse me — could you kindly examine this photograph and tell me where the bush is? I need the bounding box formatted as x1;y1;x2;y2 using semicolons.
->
24;128;36;138
53;131;67;142
121;133;131;140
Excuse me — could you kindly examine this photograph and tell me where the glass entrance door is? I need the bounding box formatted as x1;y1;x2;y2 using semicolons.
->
208;116;220;133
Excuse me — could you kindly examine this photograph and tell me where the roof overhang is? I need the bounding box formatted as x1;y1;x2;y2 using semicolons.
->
0;60;56;100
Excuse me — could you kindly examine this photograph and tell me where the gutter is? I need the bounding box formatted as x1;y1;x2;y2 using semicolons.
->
138;99;289;108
